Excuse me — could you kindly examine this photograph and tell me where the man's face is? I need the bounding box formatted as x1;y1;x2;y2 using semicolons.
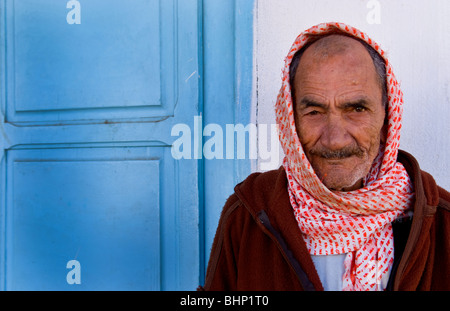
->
293;36;386;192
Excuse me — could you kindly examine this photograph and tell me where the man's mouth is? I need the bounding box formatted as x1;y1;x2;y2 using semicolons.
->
309;145;365;160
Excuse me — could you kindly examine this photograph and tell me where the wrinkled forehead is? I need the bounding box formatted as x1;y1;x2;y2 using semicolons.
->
290;33;374;77
296;35;375;79
289;32;387;106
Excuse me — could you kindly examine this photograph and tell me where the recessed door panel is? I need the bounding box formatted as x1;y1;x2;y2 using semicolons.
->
6;146;170;290
6;0;176;124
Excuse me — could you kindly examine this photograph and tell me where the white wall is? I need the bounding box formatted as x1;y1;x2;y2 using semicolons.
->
253;0;450;190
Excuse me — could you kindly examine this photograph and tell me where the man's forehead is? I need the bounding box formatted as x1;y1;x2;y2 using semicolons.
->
292;34;382;106
294;34;376;82
302;34;369;61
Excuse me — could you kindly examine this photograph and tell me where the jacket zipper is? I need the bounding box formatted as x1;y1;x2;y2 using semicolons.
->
257;210;316;291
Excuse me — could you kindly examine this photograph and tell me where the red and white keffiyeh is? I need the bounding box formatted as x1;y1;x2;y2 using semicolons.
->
275;22;415;291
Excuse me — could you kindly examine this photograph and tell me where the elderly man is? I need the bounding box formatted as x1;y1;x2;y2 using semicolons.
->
200;23;450;291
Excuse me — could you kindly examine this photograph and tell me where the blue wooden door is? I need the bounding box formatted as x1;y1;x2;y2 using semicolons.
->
0;0;202;290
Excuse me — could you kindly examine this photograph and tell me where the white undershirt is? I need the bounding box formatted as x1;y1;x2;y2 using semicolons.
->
311;253;391;291
311;254;346;291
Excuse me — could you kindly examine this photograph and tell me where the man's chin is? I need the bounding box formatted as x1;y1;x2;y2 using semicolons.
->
317;170;365;192
310;156;372;191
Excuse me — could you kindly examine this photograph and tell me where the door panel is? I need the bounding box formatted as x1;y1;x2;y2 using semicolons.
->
7;146;168;290
7;0;176;124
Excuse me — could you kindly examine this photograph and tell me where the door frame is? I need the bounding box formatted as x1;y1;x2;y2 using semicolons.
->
200;0;255;284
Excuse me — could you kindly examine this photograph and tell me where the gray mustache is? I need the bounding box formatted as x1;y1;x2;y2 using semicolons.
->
309;145;365;159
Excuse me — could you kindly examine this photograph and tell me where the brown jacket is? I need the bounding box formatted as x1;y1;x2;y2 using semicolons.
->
201;150;450;291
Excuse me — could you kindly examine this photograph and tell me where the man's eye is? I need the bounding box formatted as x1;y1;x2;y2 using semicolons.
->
306;110;320;116
353;106;367;112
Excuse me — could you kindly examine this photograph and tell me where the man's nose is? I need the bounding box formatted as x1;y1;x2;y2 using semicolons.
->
320;114;353;150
